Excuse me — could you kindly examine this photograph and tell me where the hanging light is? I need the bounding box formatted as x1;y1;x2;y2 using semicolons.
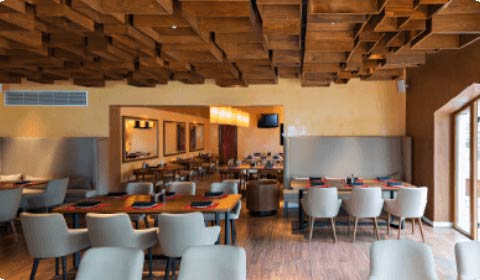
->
210;106;250;127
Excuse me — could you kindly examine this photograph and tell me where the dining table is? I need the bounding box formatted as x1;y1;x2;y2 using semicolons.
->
52;193;242;266
290;178;415;230
0;180;48;190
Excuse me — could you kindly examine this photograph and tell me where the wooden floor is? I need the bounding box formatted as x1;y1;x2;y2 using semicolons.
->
0;175;469;280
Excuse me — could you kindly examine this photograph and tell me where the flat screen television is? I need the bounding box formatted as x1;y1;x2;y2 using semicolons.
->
257;114;279;128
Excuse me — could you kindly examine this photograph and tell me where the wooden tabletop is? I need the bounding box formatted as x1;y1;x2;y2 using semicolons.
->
133;164;184;175
290;178;414;192
52;194;242;214
0;180;48;190
220;164;284;171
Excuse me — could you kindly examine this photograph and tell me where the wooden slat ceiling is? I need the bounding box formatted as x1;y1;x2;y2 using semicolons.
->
0;0;478;87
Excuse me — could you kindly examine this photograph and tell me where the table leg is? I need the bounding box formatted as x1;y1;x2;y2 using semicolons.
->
388;191;405;229
72;213;80;268
298;189;306;230
215;213;220;245
224;212;230;245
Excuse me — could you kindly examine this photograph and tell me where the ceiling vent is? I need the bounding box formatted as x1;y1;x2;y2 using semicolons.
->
4;90;88;106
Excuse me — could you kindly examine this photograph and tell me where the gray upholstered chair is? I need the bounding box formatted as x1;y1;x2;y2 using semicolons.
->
21;178;69;211
0;188;22;242
85;213;158;278
20;213;90;280
125;182;154;228
178;245;246;280
368;240;437;280
157;212;220;279
203;182;241;243
75;247;144;280
167;181;196;195
455;241;480;280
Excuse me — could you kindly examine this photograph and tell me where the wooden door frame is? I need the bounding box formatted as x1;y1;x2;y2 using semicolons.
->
218;125;238;165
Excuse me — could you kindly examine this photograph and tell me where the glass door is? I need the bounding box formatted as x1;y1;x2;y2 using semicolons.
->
455;107;471;235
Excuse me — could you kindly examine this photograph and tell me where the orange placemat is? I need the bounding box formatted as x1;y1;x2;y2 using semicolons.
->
67;203;110;211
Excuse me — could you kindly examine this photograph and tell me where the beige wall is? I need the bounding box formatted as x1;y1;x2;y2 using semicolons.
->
0;78;405;138
120;107;210;182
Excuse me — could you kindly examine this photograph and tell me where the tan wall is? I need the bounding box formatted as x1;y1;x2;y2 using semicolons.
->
0;78;405;138
406;40;480;222
120;107;210;182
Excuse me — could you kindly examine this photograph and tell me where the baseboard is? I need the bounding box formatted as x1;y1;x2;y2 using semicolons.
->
422;216;453;228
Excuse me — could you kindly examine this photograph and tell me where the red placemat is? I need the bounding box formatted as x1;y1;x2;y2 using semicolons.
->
203;194;229;199
184;202;219;210
102;195;131;200
306;184;330;188
67;203;110;211
343;185;367;189
166;194;182;200
124;203;164;211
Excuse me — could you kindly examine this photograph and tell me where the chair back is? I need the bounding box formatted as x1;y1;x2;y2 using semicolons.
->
157;212;211;257
86;213;136;247
126;182;154;195
369;240;437;280
178;245;246;280
168;181;196;195
302;187;339;218
455;241;480;279
76;247;144;280
396;187;428;218
20;213;70;258
210;182;238;194
0;188;22;222
350;187;383;218
44;178;69;207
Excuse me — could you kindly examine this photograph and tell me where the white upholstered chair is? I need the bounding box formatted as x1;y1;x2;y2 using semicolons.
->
157;212;220;279
368;240;438;280
167;181;196;195
178;245;246;280
455;241;480;280
75;247;145;280
21;178;69;211
125;182;154;228
85;213;158;278
301;187;342;242
343;187;384;241
20;213;90;280
0;188;22;242
384;187;428;242
203;182;241;244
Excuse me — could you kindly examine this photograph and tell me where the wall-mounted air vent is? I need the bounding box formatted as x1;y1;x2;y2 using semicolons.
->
4;90;88;106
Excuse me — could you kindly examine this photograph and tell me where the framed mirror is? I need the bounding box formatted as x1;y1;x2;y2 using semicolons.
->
189;123;204;152
122;116;159;163
164;121;187;156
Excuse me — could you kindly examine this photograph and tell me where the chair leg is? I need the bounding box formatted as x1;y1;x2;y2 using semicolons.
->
144;216;150;228
374;218;380;240
172;258;176;278
353;218;358;242
164;258;171;280
231;220;237;244
55;257;59;276
418;218;425;243
284;202;288;218
30;258;40;280
9;220;18;243
330;218;337;243
308;216;314;243
387;213;390;235
148;247;153;278
135;220;139;229
62;256;67;280
397;218;403;240
412;218;415;235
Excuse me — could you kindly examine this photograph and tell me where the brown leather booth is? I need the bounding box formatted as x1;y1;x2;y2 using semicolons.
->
246;179;280;216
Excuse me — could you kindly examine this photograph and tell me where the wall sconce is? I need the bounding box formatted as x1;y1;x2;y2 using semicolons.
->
133;120;153;129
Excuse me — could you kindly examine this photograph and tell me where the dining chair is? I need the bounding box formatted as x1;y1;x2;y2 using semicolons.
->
203;182;241;243
455;241;480;280
384;187;428;242
125;182;154;228
167;181;196;195
20;213;90;280
368;240;438;280
178;245;246;280
21;178;69;212
343;187;384;241
301;187;342;243
85;213;158;278
75;247;144;280
0;188;22;242
157;212;220;280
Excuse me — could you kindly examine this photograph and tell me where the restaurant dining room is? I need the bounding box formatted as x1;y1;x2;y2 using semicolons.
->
0;0;479;279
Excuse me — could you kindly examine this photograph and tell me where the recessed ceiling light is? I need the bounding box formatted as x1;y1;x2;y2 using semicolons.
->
171;25;177;29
